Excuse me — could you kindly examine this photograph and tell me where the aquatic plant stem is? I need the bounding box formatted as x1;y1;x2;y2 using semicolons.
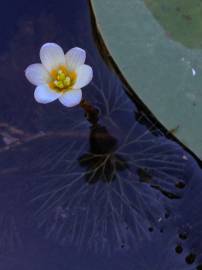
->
80;99;99;125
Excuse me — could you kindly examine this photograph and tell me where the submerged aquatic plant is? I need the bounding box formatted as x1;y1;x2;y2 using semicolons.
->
21;38;199;264
25;43;93;107
26;71;190;254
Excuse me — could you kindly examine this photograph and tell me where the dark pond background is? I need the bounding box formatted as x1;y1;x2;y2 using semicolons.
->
0;0;202;269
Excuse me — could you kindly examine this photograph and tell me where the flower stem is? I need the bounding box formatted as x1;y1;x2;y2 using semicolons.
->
80;99;99;125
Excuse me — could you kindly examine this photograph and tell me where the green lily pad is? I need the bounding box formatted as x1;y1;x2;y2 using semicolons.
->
91;0;202;159
145;0;202;49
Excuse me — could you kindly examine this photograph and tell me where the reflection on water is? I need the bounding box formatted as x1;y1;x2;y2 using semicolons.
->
0;0;202;269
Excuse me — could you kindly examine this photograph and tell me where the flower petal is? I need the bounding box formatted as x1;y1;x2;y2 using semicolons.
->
34;84;61;104
65;47;86;71
73;64;93;89
40;43;65;71
25;64;50;86
59;89;82;107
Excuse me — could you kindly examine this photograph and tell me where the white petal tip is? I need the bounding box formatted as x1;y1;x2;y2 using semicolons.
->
25;64;50;86
65;47;86;70
34;85;61;104
73;64;93;89
40;43;65;71
59;89;82;107
41;42;58;49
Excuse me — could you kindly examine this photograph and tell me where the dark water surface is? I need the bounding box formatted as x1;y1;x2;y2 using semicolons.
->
0;0;202;269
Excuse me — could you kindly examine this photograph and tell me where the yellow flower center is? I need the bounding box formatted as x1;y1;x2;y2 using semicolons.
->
49;66;77;93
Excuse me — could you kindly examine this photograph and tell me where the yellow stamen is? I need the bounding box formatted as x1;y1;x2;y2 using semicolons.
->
63;77;71;86
49;66;77;93
54;80;64;89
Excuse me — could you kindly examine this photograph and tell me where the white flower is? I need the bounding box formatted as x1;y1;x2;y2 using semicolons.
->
25;43;93;107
